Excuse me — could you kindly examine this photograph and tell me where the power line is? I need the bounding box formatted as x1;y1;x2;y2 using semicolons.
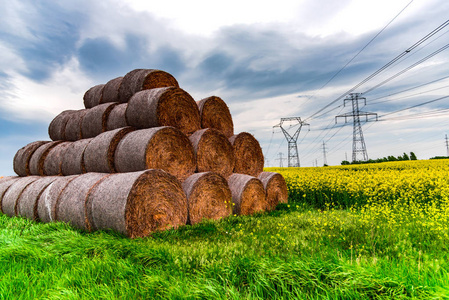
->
297;0;414;116
305;19;449;121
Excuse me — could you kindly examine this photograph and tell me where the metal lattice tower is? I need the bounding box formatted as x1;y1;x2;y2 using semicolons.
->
335;93;378;162
273;117;309;167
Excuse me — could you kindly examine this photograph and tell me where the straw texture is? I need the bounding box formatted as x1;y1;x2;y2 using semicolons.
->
13;141;49;176
126;87;201;136
48;110;76;141
81;102;118;139
227;173;267;215
197;96;234;138
229;132;264;177
258;172;288;211
83;84;105;108
182;172;232;224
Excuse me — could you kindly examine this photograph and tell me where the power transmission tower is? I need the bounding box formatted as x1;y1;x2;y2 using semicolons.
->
335;93;378;162
273;117;310;167
275;152;287;167
322;141;328;166
446;134;449;157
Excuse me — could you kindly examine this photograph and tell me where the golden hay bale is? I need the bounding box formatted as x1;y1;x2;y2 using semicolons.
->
258;172;288;211
189;128;235;178
84;127;134;173
86;169;187;238
114;127;195;181
227;173;268;215
83;84;105;108
16;176;58;221
13;141;49;176
43;142;71;176
81;102;118;139
2;176;40;217
0;177;20;213
29;141;64;176
102;76;123;104
55;173;109;231
65;109;88;141
196;96;234;138
48;110;76;141
61;138;93;175
37;175;79;223
229;132;264;177
125;87;201;136
182;172;232;225
118;69;179;103
106;103;128;131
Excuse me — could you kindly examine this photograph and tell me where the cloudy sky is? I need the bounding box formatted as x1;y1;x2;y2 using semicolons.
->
1;0;448;174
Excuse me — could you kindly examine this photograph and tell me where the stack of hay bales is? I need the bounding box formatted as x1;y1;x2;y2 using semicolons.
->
1;68;288;238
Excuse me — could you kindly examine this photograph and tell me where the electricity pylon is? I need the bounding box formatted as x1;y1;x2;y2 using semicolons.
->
273;117;309;167
335;93;377;162
275;152;287;167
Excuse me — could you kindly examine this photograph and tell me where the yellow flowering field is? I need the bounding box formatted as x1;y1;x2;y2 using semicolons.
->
266;159;449;244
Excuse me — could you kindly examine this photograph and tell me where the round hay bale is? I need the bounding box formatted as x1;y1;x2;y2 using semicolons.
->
16;176;58;221
55;172;109;231
43;141;71;176
102;76;123;104
114;127;195;181
48;110;76;141
29;141;64;176
106;103;128;131
84;127;134;173
0;177;20;213
189;128;235;178
227;173;268;215
64;109;88;141
86;169;187;238
13;141;49;176
83;84;105;108
229;132;264;177
258;172;288;211
125;87;201;136
81;102;118;139
61;138;93;175
118;69;179;104
182;172;232;225
197;96;234;138
37;175;79;223
2;176;40;217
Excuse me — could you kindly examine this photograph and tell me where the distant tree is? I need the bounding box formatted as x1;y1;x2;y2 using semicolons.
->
410;152;417;160
341;160;350;165
402;152;410;160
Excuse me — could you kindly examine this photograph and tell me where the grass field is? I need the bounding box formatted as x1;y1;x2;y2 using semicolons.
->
1;160;449;299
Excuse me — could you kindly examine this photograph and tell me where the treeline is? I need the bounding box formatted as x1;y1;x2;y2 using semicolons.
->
341;152;417;165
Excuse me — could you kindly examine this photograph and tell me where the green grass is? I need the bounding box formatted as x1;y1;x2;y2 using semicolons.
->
1;203;449;299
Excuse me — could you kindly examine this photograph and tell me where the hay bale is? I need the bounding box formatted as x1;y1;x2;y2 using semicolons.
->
125;87;201;136
118;69;179;103
227;173;268;215
197;96;234;138
16;176;58;221
114;127;195;181
83;84;105;108
106;103;128;131
37;175;79;223
182;172;232;225
13;141;49;176
2;176;40;217
61;138;93;175
55;173;109;231
86;169;187;238
229;132;264;177
189;128;235;178
258;172;288;211
64;109;88;141
102;76;123;104
81;102;118;139
84;127;134;173
43;142;71;176
29;141;64;176
0;177;20;213
48;110;76;141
